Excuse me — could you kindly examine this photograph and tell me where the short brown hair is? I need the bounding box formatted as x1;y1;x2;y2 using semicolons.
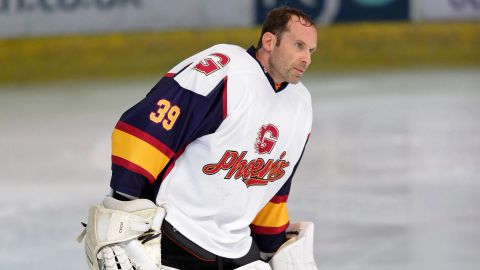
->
257;6;316;49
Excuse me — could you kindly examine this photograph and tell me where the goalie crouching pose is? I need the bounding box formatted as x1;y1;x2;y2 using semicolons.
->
78;6;318;270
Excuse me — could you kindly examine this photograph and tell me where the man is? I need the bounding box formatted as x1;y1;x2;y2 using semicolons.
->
79;6;318;270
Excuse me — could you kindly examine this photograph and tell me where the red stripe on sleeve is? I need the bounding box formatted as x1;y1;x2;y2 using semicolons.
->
250;222;289;235
165;73;176;77
270;195;288;204
222;76;228;119
112;156;156;183
115;121;175;158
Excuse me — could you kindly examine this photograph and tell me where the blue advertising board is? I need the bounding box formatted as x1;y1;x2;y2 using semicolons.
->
255;0;409;24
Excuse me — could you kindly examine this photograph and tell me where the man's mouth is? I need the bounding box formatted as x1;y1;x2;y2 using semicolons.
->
294;67;305;75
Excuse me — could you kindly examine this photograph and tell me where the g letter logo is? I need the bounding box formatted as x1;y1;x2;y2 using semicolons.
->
255;124;279;154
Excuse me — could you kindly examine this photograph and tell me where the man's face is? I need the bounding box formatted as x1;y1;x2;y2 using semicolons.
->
268;18;317;84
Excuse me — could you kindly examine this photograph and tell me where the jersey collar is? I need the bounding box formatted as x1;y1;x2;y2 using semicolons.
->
247;46;289;92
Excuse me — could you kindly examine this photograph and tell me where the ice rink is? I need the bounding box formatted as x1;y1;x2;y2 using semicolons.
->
1;68;479;270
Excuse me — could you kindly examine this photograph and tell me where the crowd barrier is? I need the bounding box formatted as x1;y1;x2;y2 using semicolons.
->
0;21;478;85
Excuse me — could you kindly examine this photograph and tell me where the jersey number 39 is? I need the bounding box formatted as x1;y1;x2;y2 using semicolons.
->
194;53;230;76
149;99;180;131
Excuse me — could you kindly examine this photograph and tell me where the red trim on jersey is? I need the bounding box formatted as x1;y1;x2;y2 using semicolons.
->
250;222;289;235
115;121;175;158
112;156;156;183
162;162;174;181
270;195;288;204
161;147;186;181
165;72;176;77
222;76;228;119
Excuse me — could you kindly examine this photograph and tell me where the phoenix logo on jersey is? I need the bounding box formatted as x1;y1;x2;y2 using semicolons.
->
202;124;290;187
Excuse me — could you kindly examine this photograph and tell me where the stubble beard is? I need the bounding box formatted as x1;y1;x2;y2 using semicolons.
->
288;68;302;84
268;56;294;84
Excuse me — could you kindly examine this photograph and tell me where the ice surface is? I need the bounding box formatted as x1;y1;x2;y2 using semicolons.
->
1;69;479;269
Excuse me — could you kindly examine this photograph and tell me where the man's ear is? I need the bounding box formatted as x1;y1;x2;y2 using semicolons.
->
261;32;277;52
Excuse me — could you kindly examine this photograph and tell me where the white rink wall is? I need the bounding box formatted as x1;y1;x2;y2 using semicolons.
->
0;0;255;37
2;0;478;37
0;68;480;269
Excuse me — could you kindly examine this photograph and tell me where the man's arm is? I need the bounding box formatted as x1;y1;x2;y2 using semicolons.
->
250;177;291;255
250;135;309;254
250;139;318;270
110;66;227;199
79;53;231;269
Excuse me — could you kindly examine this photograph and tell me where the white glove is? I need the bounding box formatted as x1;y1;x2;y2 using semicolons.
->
97;245;138;270
78;197;165;270
269;222;318;270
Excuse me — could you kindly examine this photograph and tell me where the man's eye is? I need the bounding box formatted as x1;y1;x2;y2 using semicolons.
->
296;43;303;49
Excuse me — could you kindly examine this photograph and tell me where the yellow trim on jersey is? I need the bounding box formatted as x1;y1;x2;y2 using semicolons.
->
112;129;170;179
251;202;289;228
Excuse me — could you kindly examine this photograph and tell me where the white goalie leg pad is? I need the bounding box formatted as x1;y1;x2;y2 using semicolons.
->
235;260;272;270
269;222;318;270
78;197;165;270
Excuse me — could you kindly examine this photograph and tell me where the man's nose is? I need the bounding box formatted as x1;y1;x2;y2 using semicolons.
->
302;51;311;67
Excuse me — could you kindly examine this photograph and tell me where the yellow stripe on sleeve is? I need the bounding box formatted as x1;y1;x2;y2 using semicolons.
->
112;129;170;180
251;202;289;228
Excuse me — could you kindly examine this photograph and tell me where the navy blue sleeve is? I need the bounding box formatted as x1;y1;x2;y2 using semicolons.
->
110;72;227;198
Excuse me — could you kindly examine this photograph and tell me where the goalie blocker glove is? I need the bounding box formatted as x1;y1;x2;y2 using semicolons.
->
77;197;165;270
268;221;318;270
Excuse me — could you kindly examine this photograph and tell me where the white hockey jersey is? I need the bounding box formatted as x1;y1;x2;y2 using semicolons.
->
110;44;312;258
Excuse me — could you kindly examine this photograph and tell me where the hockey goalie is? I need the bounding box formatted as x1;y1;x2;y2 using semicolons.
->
78;5;320;270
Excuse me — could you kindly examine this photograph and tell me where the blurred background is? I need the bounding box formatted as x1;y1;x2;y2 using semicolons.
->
0;0;479;269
